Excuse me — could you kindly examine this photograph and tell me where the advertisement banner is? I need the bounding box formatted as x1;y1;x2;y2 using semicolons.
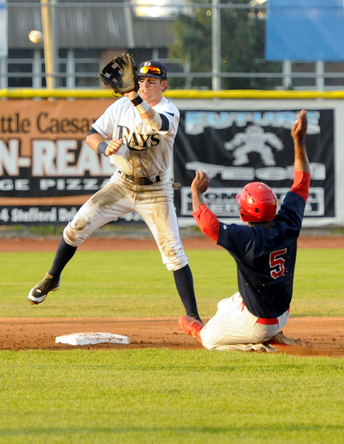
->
0;99;117;224
0;100;338;227
173;108;334;225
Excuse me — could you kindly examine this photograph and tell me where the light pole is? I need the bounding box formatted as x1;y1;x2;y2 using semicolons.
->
212;0;221;90
41;0;56;89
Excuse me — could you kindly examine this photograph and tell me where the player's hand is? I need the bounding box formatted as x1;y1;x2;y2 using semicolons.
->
124;90;139;100
291;110;307;142
105;138;123;155
191;170;210;195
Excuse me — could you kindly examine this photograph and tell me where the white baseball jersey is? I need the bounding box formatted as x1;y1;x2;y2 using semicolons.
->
64;94;189;272
92;96;180;179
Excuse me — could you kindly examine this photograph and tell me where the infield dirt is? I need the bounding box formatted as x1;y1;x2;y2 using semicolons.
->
1;235;344;357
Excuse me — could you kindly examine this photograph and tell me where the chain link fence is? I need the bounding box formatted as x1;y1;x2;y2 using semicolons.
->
2;0;344;90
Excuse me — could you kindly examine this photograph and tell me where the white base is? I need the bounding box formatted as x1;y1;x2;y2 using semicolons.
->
55;332;130;346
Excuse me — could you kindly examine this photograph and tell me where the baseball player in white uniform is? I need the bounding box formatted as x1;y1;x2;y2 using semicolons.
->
28;60;202;323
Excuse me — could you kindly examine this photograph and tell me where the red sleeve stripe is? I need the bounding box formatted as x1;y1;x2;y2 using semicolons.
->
290;171;311;201
192;204;220;242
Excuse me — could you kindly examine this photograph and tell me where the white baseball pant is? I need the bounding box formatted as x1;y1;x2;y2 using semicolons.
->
201;292;289;349
63;170;189;272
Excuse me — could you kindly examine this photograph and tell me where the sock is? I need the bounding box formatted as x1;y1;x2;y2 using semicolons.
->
173;264;202;322
48;237;77;279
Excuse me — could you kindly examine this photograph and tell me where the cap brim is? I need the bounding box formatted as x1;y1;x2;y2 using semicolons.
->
139;74;161;79
139;74;166;80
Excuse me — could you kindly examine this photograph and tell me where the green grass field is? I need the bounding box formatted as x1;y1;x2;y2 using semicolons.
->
1;247;344;443
2;248;344;318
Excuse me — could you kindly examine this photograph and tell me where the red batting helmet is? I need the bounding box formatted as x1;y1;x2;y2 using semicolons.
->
236;182;277;223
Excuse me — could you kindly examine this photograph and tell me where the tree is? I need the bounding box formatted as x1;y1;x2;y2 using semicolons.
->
169;0;282;90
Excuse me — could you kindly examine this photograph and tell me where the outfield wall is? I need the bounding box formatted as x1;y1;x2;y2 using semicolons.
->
0;89;343;227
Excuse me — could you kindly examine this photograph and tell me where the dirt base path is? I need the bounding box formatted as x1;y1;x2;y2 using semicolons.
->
1;235;344;251
1;316;343;357
1;235;344;357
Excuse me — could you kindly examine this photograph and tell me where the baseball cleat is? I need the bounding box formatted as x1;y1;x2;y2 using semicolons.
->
187;313;204;324
179;315;204;343
268;331;312;349
28;273;60;305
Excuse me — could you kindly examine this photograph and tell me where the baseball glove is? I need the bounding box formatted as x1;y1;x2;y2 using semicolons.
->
98;53;139;94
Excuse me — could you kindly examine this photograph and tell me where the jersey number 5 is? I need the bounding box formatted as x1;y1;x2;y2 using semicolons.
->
269;248;287;279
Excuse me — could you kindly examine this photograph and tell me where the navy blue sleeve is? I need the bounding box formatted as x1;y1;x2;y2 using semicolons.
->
160;114;170;131
218;223;255;261
87;127;101;137
274;191;306;233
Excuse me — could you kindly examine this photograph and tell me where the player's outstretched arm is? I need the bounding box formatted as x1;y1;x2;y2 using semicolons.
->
125;91;163;131
291;110;310;174
191;170;220;242
191;170;210;212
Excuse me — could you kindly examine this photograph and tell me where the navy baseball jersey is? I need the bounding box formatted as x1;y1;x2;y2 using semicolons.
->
217;191;306;318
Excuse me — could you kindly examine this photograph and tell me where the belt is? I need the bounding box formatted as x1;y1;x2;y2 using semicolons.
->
257;317;279;325
257;307;290;325
117;171;161;186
